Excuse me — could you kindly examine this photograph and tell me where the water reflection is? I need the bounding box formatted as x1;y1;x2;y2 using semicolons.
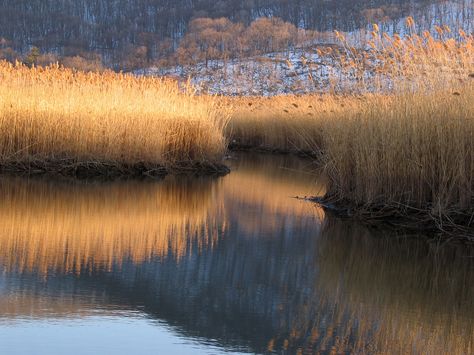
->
0;153;473;354
0;176;223;274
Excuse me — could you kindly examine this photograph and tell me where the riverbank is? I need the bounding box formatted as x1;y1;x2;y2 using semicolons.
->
226;85;474;236
1;25;473;234
226;26;474;235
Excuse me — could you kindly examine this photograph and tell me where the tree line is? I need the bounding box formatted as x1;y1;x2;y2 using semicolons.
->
174;17;304;68
0;0;471;70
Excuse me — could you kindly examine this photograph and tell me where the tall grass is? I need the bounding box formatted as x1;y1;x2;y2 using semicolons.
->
322;88;474;230
0;61;230;176
318;22;474;230
321;19;474;93
226;95;362;153
225;22;474;231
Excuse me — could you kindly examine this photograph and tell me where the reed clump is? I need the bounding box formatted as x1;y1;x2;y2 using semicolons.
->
225;94;364;153
0;61;230;177
321;19;474;93
226;22;474;232
318;23;474;232
321;86;474;232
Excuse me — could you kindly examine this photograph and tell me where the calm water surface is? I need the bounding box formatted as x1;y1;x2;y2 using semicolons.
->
0;154;473;354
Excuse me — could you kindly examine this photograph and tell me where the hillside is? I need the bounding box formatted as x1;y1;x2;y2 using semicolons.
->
140;0;474;96
1;0;470;69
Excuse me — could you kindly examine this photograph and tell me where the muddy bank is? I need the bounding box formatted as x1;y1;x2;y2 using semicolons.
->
0;159;230;179
312;196;474;239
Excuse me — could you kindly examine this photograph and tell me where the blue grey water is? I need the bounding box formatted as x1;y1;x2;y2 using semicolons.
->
0;154;472;354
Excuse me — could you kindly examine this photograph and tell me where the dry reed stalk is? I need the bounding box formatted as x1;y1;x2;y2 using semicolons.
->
225;94;364;153
315;19;474;94
0;61;230;176
304;24;474;231
321;85;474;232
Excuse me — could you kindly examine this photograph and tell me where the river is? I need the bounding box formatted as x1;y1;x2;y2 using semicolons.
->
0;153;473;354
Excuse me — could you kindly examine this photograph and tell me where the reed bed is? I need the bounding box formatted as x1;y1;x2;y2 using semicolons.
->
325;20;474;93
321;87;474;232
317;23;474;232
225;22;474;232
225;94;363;153
0;61;230;177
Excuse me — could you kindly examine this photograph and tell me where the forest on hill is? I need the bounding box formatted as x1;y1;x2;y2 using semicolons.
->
0;0;471;70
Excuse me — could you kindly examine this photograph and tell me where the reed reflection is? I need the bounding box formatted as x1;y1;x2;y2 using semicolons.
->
0;154;323;275
0;176;224;275
310;220;474;354
0;154;472;354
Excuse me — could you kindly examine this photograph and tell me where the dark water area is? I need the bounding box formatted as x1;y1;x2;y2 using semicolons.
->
0;153;473;354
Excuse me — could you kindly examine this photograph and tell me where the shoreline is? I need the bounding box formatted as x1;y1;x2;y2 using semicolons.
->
1;150;472;238
311;196;474;239
0;146;310;180
0;159;230;179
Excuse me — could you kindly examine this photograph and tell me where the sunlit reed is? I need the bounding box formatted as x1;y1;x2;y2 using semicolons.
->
318;24;474;228
0;61;230;175
226;23;474;230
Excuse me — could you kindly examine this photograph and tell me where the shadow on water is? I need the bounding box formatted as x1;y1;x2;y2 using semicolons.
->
0;153;473;354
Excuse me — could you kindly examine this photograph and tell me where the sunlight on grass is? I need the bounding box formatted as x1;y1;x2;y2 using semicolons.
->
0;61;230;176
226;24;474;231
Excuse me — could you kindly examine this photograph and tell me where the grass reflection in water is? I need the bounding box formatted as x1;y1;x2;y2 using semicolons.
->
0;154;472;354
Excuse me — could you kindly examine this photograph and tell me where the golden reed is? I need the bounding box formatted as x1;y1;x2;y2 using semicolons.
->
0;61;230;176
226;22;474;232
319;23;474;231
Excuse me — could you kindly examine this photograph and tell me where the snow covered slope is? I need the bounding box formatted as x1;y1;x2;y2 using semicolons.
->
138;0;473;96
